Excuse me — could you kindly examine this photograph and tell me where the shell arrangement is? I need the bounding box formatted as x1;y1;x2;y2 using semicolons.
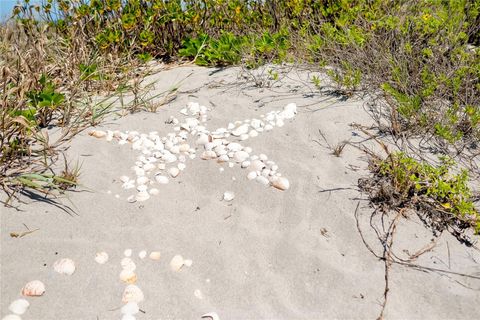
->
89;102;297;202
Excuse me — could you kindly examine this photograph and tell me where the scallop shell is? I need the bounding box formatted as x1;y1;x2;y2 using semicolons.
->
138;250;147;259
95;251;109;264
223;191;235;202
119;269;137;284
122;284;144;303
149;251;161;260
271;176;290;191
201;312;220;320
89;130;107;138
155;175;169;184
121;302;140;315
21;280;45;297
168;167;180;178
8;299;29;315
53;258;76;275
170;255;184;271
121;258;136;271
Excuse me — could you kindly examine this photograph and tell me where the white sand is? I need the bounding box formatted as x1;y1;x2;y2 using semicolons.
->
1;65;479;319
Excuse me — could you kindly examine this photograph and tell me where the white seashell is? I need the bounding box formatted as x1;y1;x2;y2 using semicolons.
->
127;195;136;203
122;181;135;190
201;150;217;160
243;147;252;153
239;134;249;141
223;191;235;202
134;167;145;176
249;130;258;138
138;250;147;259
121;258;136;271
201;312;220;320
250;119;263;129
231;124;249;136
2;315;22;320
232;176;236;181
22;280;45;297
53;258;76;275
282;103;297;119
168;167;180;178
124;249;132;257
227;143;242;152
155;175;169;184
121;314;136;320
121;302;140;315
241;161;251;168
180;108;188;115
196;134;210;146
122;285;144;303
95;252;109;264
135;191;150;202
217;154;229;163
178;163;186;171
271;176;290;191
264;124;274;131
119;269;137;284
262;169;270;177
259;154;268;161
228;162;235;168
184;259;193;267
271;164;279;171
219;168;224;172
149;188;160;195
250;160;265;171
8;299;29;315
143;163;155;172
149;251;161;260
276;119;284;127
194;289;203;300
157;163;166;170
89;130;107;138
136;185;148;192
170;145;180;154
170;255;184;271
233;151;249;163
162;153;177;163
256;175;270;186
247;171;257;180
227;122;235;130
120;176;130;183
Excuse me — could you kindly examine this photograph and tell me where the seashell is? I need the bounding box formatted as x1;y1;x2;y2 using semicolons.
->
264;124;273;131
201;150;217;160
247;171;257;180
271;164;279;171
196;134;210;146
170;145;180;154
239;134;249;141
122;181;135;190
127;195;136;203
262;169;270;177
162;153;177;163
194;289;203;299
89;130;107;138
217;154;229;163
179;143;190;153
121;314;136;320
119;269;137;284
227;122;235;130
281;103;297;119
53;258;76;275
157;163;166;170
219;167;224;172
122;285;144;303
201;312;220;320
228;162;235;168
233;151;249;163
138;250;147;259
149;251;161;260
243;147;253;153
231;124;249;136
136;185;148;192
143;163;155;172
121;302;140;315
180;108;188;115
184;259;193;267
276;119;284;127
250;119;263;129
250;160;265;171
255;175;270;186
22;280;45;297
135;191;150;202
249;130;258;138
121;258;136;271
178;163;186;171
227;143;242;152
2;315;22;320
95;252;109;264
8;299;29;315
223;191;235;202
168;167;180;178
155;175;169;184
170;255;184;271
134;167;145;176
149;188;160;195
232;176;236;181
120;176;130;183
124;249;132;257
271;176;290;191
241;161;251;168
259;154;268;161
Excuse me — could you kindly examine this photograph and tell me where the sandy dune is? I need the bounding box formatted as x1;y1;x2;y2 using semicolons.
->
1;65;479;319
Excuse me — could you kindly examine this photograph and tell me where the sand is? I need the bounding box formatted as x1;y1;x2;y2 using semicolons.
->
1;65;479;319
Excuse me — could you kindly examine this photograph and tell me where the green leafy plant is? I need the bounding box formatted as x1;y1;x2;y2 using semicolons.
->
26;74;65;127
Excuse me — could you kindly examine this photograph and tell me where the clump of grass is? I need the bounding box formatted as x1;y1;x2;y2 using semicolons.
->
360;152;480;242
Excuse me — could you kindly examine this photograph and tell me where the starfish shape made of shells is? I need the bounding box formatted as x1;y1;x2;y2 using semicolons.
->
89;102;297;202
